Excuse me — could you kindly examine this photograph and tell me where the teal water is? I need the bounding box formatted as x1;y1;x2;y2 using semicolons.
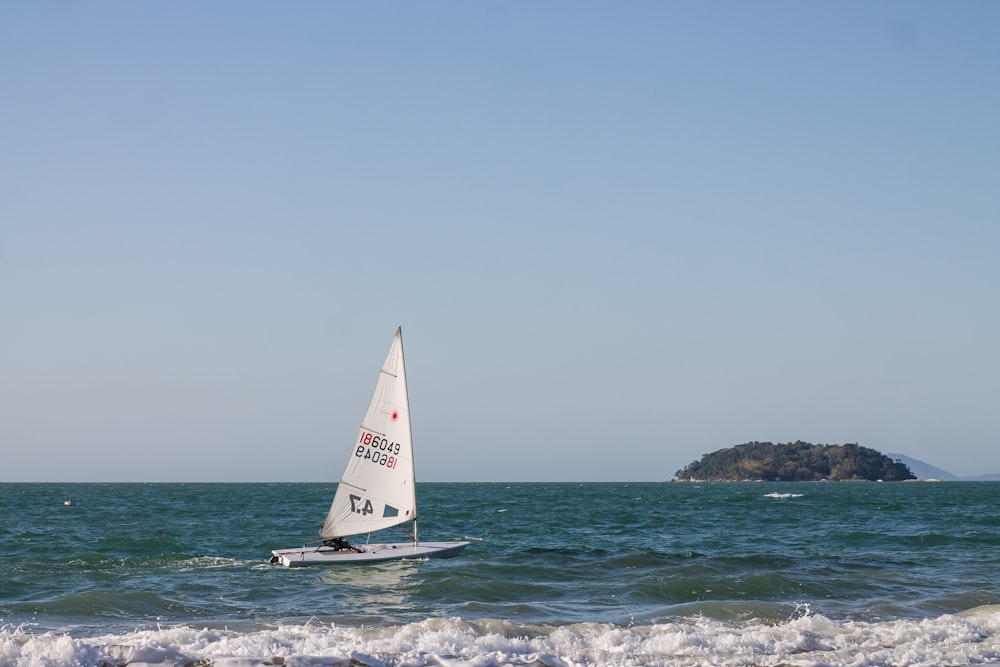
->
3;482;1000;666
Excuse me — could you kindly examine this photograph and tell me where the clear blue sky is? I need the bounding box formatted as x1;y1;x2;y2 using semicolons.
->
2;2;998;482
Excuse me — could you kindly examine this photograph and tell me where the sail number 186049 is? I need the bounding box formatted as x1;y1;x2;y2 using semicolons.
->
355;430;400;469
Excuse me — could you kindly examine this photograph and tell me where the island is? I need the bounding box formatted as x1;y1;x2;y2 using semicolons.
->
674;441;916;482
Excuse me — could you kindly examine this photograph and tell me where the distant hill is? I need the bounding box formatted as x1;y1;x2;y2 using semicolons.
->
887;453;1000;482
675;441;915;482
963;473;1000;481
886;454;959;481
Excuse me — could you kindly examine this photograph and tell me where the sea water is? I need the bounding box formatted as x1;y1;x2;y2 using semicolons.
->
2;481;1000;666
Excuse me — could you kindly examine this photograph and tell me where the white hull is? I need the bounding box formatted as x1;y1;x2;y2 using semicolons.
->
270;541;469;567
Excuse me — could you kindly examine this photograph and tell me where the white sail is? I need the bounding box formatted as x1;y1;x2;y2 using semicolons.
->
321;327;416;539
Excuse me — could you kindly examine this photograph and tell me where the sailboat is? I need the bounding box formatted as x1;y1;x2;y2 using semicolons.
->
270;327;468;567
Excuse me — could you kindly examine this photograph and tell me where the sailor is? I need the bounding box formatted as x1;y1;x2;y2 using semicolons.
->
324;537;359;552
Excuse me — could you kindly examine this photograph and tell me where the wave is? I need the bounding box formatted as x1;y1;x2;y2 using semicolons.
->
4;606;1000;667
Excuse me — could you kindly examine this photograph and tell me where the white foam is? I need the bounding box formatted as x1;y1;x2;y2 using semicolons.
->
3;608;1000;667
763;493;804;499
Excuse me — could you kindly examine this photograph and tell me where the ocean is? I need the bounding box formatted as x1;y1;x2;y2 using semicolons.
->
3;481;1000;666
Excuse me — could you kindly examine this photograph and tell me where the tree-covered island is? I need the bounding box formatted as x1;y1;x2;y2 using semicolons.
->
674;441;916;482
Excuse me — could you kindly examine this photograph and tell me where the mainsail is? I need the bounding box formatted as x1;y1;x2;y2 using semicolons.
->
321;327;417;539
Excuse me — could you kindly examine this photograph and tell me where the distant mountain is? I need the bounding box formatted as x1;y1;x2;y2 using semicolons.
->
886;454;960;481
887;453;1000;482
962;473;1000;481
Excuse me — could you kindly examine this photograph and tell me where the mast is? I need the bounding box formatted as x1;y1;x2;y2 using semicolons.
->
398;326;419;547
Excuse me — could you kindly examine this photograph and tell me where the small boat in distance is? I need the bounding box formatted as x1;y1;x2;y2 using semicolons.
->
63;499;75;506
269;327;468;567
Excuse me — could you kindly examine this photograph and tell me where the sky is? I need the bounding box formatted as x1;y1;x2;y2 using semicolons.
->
2;2;998;482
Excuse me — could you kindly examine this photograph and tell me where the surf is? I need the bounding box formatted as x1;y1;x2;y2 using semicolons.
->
5;607;1000;667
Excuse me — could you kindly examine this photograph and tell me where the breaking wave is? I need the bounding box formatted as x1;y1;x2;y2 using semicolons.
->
4;606;1000;667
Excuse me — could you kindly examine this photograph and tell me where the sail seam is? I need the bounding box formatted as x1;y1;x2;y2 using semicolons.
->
337;480;367;493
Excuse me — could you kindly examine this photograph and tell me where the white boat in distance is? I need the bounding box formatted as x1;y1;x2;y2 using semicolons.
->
270;327;468;567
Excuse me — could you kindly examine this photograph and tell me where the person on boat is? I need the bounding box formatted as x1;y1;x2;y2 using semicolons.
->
324;537;360;553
